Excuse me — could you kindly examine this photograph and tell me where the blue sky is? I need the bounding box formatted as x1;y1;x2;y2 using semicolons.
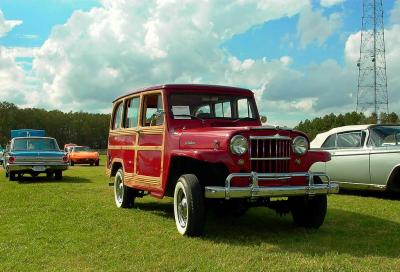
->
1;0;400;126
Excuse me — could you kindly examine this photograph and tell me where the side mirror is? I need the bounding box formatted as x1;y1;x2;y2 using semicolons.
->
260;115;267;124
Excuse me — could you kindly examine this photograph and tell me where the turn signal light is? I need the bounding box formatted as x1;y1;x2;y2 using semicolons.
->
62;156;68;163
8;156;16;164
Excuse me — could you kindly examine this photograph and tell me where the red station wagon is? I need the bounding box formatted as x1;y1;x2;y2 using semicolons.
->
106;84;339;236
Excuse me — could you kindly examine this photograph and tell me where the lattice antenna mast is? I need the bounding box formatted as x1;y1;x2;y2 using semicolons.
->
356;0;388;123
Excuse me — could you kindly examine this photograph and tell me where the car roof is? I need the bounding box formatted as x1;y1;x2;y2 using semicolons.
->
113;84;252;102
310;124;374;148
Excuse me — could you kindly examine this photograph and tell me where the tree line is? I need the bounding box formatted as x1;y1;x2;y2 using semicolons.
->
0;102;110;149
295;111;399;140
1;101;399;148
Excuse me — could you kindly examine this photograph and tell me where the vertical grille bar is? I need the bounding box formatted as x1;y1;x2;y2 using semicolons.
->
250;136;291;174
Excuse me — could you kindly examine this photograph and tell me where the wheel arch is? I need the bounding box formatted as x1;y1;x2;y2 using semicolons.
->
387;164;400;192
165;155;229;197
110;159;124;177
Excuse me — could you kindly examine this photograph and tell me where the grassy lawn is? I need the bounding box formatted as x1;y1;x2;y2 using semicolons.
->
1;157;400;271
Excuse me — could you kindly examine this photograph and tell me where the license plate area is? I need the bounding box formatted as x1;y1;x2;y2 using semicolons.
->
32;166;46;172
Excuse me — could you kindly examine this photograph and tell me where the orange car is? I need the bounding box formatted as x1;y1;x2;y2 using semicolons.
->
68;146;99;166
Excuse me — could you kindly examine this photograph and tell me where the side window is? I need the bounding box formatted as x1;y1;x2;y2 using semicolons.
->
142;93;164;126
112;102;124;130
237;98;254;118
215;101;232;118
322;134;336;149
125;97;140;128
337;131;363;148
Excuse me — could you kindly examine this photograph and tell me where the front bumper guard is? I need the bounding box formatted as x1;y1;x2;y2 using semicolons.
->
205;172;339;199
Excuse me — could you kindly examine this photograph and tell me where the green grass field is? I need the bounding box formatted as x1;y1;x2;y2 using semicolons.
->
1;157;400;271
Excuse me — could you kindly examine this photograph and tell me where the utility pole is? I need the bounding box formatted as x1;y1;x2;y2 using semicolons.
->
356;0;388;123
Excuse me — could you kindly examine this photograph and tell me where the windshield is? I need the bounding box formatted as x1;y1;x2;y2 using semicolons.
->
12;138;59;151
73;146;91;152
369;126;400;147
169;93;257;120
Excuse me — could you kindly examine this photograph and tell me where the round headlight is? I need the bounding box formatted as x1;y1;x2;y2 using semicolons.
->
292;136;308;156
230;135;248;155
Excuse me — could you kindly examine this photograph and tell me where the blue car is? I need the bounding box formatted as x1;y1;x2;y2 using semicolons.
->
4;136;69;181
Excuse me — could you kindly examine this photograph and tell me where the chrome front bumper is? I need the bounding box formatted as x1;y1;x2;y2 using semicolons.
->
204;172;339;199
7;163;69;172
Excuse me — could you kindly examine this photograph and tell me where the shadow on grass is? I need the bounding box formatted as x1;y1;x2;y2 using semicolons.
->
340;189;400;200
134;201;174;219
134;200;400;258
16;174;91;184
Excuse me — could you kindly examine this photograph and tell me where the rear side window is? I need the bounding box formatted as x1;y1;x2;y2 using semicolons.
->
142;93;164;126
337;131;363;148
125;97;140;128
112;102;124;130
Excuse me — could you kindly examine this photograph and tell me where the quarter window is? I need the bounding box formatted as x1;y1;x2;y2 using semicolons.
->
322;134;336;148
125;97;140;128
112;102;124;130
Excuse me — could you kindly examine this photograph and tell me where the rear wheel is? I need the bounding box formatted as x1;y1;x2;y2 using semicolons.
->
173;174;205;236
55;170;62;180
90;162;93;166
114;169;135;208
289;177;327;229
9;171;17;181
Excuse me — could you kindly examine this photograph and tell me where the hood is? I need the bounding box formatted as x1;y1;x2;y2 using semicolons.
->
178;126;305;150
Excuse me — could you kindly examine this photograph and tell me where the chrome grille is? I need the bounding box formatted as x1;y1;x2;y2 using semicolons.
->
250;136;291;173
15;156;63;163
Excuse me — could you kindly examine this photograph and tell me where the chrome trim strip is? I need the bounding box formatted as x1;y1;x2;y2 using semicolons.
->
335;181;386;191
205;171;338;199
250;157;291;161
250;136;291;140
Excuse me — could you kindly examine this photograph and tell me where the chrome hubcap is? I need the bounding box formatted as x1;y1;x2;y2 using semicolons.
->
115;175;124;204
177;188;188;228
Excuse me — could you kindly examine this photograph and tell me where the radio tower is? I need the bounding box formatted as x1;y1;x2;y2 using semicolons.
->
356;0;389;123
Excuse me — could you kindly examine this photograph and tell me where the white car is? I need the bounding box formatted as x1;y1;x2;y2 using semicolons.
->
310;124;400;192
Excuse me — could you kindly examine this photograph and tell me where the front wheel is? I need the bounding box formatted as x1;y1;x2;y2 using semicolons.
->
173;174;205;236
114;169;135;208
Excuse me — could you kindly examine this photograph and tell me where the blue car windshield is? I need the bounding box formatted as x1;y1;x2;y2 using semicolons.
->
12;138;59;151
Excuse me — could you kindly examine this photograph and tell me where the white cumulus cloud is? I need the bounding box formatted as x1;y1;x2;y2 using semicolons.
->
0;9;22;38
31;0;309;112
320;0;345;8
297;6;343;48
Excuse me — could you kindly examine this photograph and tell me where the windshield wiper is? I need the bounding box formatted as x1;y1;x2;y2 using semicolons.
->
173;114;206;127
173;114;205;122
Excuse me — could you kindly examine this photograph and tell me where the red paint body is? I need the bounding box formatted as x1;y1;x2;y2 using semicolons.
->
106;84;330;198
